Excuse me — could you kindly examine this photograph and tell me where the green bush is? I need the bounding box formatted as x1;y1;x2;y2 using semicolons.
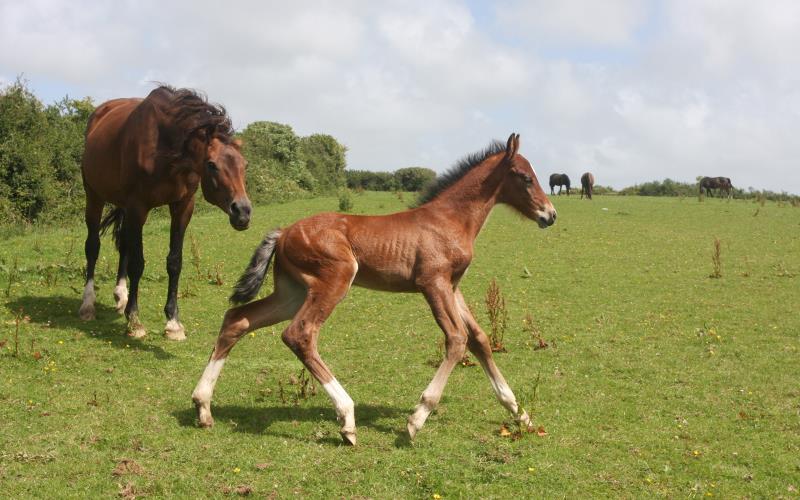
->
338;189;353;212
0;78;93;223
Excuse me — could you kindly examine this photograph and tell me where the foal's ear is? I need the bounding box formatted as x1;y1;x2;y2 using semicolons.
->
233;138;243;149
505;133;520;160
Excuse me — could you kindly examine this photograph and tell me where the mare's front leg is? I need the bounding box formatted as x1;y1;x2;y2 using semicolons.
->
407;279;468;439
163;196;194;340
123;207;148;338
79;193;103;320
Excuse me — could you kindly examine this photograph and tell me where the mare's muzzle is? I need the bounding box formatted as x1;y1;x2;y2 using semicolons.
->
536;207;557;228
229;198;252;231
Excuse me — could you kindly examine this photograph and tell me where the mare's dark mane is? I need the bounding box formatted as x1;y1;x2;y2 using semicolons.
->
148;85;235;160
417;140;506;205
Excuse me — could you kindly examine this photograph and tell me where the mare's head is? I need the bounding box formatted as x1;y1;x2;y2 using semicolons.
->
497;134;556;228
160;86;252;230
197;133;251;231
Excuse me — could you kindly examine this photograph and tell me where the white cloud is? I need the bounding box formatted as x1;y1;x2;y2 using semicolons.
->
495;0;647;46
1;0;799;193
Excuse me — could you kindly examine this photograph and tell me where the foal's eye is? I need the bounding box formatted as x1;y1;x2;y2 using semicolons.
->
206;161;218;173
522;175;533;185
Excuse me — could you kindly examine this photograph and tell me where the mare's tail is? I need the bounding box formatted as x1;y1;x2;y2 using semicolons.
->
99;207;124;251
230;229;282;304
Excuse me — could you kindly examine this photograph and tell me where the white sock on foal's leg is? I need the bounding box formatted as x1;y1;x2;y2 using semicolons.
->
322;378;356;445
192;357;226;428
486;369;531;428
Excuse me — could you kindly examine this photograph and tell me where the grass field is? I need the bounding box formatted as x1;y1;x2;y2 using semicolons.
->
1;192;798;498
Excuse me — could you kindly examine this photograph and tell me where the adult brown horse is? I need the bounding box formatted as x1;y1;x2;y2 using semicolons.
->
79;86;251;340
549;173;571;195
192;134;556;444
580;172;595;199
699;176;733;198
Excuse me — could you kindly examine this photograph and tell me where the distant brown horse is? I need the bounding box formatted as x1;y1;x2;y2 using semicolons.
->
549;173;571;195
192;134;556;444
79;86;251;340
580;172;595;199
699;176;733;198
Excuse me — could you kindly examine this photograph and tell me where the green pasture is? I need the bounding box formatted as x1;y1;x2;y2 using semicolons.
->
1;192;798;498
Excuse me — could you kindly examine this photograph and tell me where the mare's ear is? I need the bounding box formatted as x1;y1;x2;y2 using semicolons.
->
505;133;520;160
233;138;243;149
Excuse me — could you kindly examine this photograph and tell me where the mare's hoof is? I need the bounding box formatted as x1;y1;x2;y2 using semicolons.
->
127;328;147;339
113;287;128;314
164;319;186;341
78;305;95;321
340;430;357;446
126;314;147;339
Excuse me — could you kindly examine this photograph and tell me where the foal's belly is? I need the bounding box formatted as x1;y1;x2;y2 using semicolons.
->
351;266;418;293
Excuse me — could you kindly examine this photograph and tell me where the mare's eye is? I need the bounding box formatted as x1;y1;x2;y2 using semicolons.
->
523;174;533;185
207;161;218;173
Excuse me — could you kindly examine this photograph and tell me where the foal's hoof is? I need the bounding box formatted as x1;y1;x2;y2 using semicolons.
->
164;319;186;341
78;304;95;321
406;422;418;441
340;430;357;446
195;401;214;428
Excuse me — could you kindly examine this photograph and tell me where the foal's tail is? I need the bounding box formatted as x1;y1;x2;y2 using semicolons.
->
230;229;282;305
99;207;125;251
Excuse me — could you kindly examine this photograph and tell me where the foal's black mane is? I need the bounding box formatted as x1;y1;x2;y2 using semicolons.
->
148;85;235;160
417;140;506;205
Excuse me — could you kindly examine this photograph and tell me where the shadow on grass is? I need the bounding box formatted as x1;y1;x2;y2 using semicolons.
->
4;295;175;360
173;403;412;446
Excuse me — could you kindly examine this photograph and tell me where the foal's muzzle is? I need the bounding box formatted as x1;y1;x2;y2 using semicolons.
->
229;198;252;231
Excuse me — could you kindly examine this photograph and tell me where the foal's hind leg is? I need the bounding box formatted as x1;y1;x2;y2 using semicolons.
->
79;193;103;320
193;275;305;429
407;280;468;439
280;265;359;444
455;290;532;429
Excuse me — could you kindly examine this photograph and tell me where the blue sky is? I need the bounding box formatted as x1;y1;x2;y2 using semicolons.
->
2;0;799;193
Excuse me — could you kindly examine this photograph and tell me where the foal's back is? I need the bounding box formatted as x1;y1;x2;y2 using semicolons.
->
277;208;469;293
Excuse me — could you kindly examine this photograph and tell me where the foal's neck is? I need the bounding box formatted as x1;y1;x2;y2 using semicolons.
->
426;155;506;241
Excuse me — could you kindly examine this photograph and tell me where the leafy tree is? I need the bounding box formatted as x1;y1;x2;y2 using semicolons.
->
346;170;397;191
238;121;316;202
394;167;436;192
299;134;347;194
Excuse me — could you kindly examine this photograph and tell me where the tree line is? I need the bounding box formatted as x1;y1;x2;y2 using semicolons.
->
2;80;797;226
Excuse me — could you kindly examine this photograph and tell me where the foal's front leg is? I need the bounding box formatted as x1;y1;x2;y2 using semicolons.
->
455;290;532;429
407;280;468;439
163;196;194;340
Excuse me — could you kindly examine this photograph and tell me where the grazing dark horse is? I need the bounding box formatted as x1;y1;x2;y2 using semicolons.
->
699;176;733;198
549;173;571;195
193;134;557;444
580;172;595;200
79;86;252;340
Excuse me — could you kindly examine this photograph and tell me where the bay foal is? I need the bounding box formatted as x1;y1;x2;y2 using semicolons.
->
193;134;556;444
